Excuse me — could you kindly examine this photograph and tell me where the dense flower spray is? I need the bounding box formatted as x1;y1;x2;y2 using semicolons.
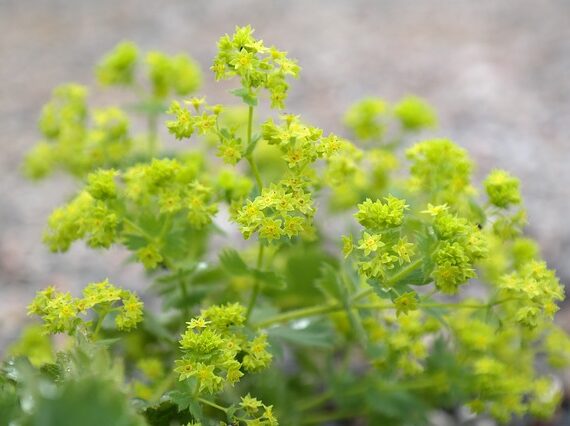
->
3;25;568;426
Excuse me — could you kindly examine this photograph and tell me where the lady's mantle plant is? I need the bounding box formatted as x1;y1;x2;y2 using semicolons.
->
2;26;569;425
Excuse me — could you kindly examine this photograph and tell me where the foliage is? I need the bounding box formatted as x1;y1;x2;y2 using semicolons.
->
3;26;569;426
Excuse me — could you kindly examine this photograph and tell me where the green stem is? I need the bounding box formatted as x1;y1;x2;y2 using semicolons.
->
93;309;109;339
246;243;265;322
198;397;228;413
255;303;341;328
245;105;263;191
158;214;172;240
122;218;153;240
255;294;515;329
351;257;424;303
247;156;263;192
298;390;334;412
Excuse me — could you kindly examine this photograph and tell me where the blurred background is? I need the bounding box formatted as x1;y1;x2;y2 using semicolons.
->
0;0;569;351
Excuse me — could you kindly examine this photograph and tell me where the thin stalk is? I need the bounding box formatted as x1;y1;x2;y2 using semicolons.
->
245;243;265;322
351;257;424;303
243;104;266;323
198;397;228;413
245;105;263;191
93;309;109;339
255;294;517;329
298;390;334;412
247;156;263;192
255;303;342;328
122;218;153;240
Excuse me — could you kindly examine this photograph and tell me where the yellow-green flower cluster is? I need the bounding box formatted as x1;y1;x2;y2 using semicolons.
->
451;310;562;422
344;95;437;143
425;205;487;294
24;84;87;179
345;195;416;281
96;41;139;86
212;25;300;109
366;310;440;376
335;97;438;211
88;107;132;161
175;303;272;394
146;51;202;98
27;280;143;335
498;260;564;328
124;158;217;227
325;146;400;210
98;41;204;99
86;169;119;200
222;114;354;242
354;195;408;230
344;97;388;141
166;99;240;162
38;83;87;140
24;84;134;179
233;182;315;242
544;325;570;369
261;114;346;170
44;158;217;268
393;95;437;131
406;139;474;207
44;191;119;251
216;169;254;203
237;394;279;426
322;139;364;188
484;169;522;208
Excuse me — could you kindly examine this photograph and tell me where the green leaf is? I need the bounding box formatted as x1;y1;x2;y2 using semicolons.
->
219;249;286;289
244;134;261;157
315;263;346;303
391;266;432;288
252;269;286;289
142;309;177;344
268;321;334;349
27;377;146;426
219;249;249;275
230;88;258;106
122;234;149;251
143;400;194;426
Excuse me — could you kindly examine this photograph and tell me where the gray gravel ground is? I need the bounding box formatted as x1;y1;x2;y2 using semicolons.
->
1;0;569;364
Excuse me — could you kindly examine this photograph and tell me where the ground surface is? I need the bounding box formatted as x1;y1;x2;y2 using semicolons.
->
1;0;569;362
